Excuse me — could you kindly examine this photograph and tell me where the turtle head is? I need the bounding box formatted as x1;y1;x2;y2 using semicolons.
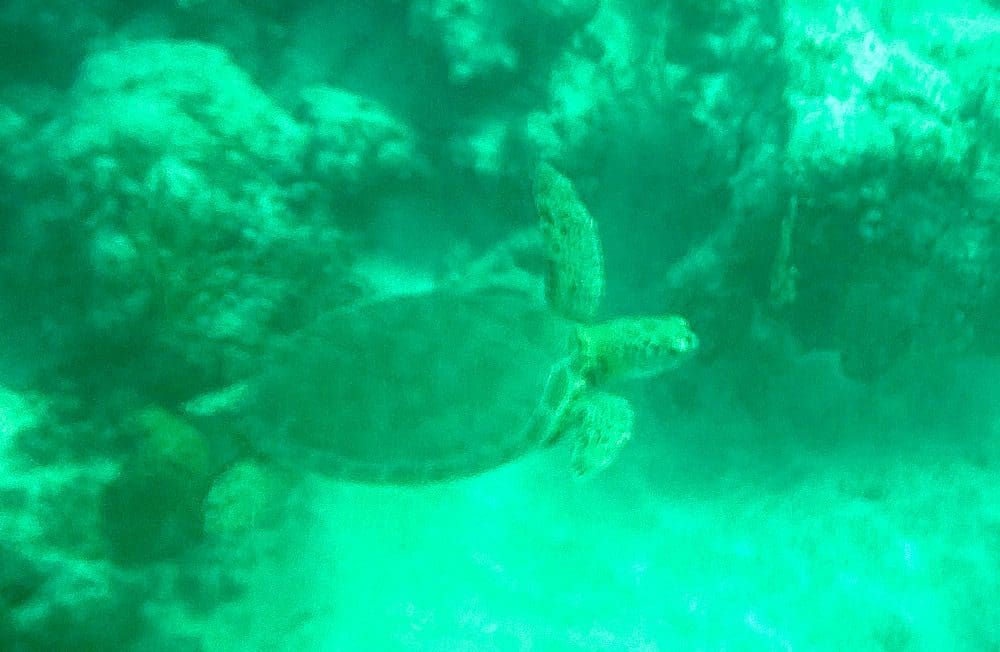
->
574;315;698;385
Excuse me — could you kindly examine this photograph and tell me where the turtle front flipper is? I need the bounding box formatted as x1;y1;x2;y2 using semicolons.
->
534;162;605;323
562;390;635;479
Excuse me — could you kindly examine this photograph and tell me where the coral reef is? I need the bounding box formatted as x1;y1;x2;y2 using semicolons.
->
781;5;998;378
298;85;424;196
13;40;358;396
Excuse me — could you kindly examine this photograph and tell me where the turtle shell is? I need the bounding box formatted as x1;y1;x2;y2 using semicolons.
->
245;285;577;483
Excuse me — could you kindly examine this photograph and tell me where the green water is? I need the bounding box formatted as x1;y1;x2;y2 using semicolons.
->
1;0;999;650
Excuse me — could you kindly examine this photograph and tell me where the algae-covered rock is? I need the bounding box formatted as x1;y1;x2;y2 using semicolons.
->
39;40;356;395
298;85;423;193
2;550;148;651
100;407;213;564
775;5;1000;377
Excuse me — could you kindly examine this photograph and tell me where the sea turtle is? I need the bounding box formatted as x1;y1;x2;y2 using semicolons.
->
225;163;697;483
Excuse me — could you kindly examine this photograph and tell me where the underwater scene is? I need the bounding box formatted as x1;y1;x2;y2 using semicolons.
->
1;0;999;650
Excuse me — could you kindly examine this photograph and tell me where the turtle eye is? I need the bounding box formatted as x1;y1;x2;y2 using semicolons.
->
678;331;699;354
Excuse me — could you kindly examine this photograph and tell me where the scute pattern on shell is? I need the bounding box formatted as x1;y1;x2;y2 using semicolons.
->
247;287;577;483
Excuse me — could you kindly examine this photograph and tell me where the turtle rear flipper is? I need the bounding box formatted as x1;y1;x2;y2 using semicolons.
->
564;390;635;479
